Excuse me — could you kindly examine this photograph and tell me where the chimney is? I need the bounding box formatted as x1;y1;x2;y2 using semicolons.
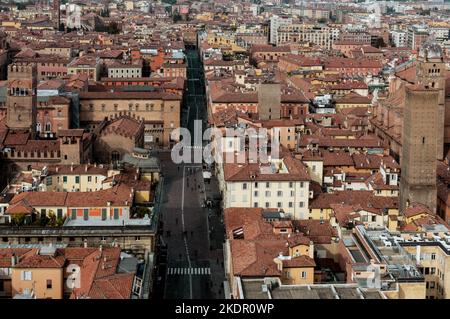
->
309;241;314;259
11;254;16;267
83;240;88;248
71;163;74;172
56;166;59;173
85;165;88;172
99;245;102;252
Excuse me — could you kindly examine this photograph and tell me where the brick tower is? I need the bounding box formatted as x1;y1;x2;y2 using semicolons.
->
399;84;438;213
6;63;37;137
415;40;445;160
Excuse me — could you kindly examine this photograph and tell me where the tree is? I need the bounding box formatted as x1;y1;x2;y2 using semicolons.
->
38;214;50;227
11;214;26;226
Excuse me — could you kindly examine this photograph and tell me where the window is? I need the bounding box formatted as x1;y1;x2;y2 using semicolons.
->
71;209;77;220
41;209;46;217
277;202;282;208
102;208;107;221
254;182;258;188
299;202;304;208
111;151;120;163
83;209;89;221
75;176;80;184
431;253;436;260
300;182;304;188
254;191;258;197
63;176;68;183
265;202;270;208
46;279;52;289
301;271;307;279
57;209;63;219
277;191;282;197
113;208;119;220
430;281;435;289
87;176;92;182
266;182;270;188
265;191;271;197
422;137;425;144
242;183;247;190
21;271;32;281
289;182;293;188
289;202;293;208
254;202;258;208
431;267;436;275
290;191;295;197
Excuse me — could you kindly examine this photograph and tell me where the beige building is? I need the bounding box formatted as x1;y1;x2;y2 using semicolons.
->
278;23;333;49
107;61;142;78
218;153;311;220
67;56;101;81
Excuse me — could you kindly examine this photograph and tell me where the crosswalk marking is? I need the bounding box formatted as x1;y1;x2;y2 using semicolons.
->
167;267;211;276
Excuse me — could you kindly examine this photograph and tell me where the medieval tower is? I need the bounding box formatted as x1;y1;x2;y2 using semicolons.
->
400;84;439;212
415;41;445;160
6;63;37;138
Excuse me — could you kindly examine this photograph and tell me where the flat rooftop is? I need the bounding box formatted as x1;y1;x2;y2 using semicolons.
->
64;218;151;227
240;279;386;299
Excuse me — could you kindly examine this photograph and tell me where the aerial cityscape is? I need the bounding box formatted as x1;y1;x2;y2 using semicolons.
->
0;0;449;305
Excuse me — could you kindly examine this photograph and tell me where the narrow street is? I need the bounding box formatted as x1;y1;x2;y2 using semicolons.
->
157;47;225;299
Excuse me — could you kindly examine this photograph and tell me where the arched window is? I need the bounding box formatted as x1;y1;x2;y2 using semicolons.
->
45;122;51;132
36;122;41;132
111;151;121;163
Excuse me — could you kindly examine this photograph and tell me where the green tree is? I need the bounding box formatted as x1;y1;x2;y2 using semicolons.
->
11;214;26;226
56;217;65;227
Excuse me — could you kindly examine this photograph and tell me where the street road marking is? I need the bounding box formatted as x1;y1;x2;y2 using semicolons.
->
167;267;211;276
